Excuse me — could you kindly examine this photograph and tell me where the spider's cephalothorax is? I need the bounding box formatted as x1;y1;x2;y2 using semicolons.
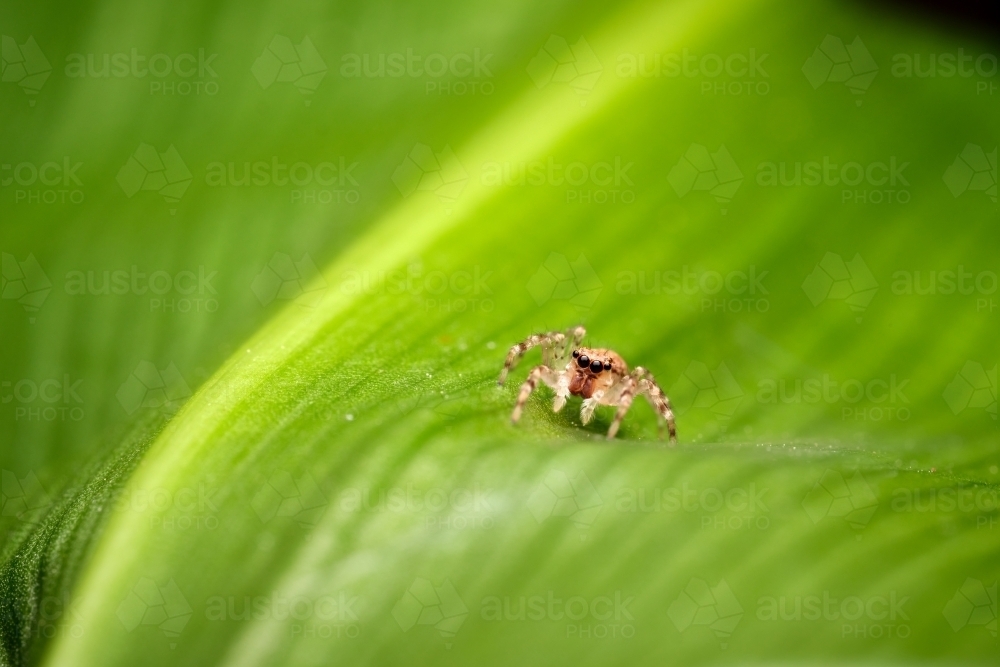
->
498;326;677;442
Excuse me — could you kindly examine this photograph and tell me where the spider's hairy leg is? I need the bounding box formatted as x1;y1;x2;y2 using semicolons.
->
607;377;638;440
499;331;566;386
580;390;605;425
511;365;558;423
551;371;571;412
633;367;677;443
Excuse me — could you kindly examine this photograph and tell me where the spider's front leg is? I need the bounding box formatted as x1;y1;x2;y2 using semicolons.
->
511;365;560;423
606;378;637;440
633;367;677;443
497;326;585;386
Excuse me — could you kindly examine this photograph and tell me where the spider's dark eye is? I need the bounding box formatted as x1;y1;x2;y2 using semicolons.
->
604;361;612;371
572;350;579;358
577;354;589;368
590;359;603;373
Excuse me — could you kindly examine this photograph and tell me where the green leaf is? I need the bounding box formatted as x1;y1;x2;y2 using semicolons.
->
1;0;997;665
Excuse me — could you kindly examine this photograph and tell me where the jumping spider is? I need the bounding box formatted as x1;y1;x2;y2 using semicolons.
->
498;326;677;442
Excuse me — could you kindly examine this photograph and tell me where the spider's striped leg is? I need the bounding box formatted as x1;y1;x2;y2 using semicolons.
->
633;367;677;443
498;331;566;386
511;365;558;423
606;377;638;440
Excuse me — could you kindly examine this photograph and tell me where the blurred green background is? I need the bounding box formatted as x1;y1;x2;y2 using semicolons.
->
1;0;997;665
